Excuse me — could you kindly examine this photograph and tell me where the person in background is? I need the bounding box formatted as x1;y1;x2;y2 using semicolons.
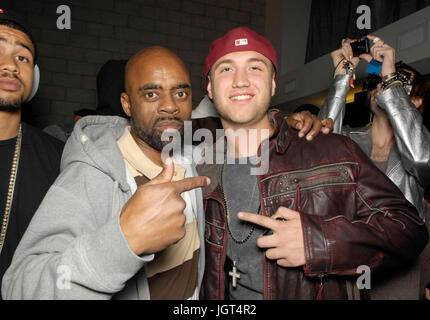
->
422;76;430;132
318;35;430;299
0;9;63;299
191;95;222;144
73;108;97;123
294;103;320;116
96;59;128;118
44;108;97;142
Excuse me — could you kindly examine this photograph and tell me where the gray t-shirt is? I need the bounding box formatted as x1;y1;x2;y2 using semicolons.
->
222;155;266;300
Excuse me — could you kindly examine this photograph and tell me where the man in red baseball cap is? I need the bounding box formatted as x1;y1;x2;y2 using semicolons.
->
197;27;427;300
204;27;278;136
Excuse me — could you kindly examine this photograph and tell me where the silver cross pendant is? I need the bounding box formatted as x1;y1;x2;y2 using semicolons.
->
228;260;241;288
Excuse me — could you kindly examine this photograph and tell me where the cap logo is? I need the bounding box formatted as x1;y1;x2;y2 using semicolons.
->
235;38;248;46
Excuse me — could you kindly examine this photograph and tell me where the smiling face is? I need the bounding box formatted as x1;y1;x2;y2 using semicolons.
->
121;47;192;152
207;50;276;129
0;25;35;111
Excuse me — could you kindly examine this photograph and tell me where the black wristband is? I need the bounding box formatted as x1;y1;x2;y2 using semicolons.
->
382;71;408;90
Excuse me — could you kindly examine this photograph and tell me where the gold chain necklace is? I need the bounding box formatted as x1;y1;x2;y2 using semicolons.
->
0;124;22;255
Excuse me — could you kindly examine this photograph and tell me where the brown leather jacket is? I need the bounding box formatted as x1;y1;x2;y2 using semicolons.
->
197;110;428;300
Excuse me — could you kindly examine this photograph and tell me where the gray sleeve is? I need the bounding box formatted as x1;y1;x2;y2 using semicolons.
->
1;167;153;300
43;125;68;142
318;74;352;134
376;85;430;189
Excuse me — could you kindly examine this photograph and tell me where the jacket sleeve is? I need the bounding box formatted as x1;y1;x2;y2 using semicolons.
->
318;74;352;134
1;164;154;300
301;137;429;277
376;85;430;190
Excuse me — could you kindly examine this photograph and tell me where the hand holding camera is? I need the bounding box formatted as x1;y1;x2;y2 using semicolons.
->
332;35;396;79
330;39;360;77
366;35;396;78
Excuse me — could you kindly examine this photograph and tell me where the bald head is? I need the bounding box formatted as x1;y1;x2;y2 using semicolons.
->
120;46;193;153
125;46;190;95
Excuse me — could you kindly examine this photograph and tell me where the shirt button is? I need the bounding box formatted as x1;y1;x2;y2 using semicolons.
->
293;178;299;183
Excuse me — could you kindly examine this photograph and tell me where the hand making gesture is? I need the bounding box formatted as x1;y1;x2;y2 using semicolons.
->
120;158;210;256
238;207;305;267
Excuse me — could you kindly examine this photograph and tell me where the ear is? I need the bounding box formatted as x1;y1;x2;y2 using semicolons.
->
411;96;423;109
121;92;132;117
206;75;213;100
271;72;277;97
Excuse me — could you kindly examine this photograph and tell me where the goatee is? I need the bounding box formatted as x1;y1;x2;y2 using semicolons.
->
0;97;22;112
131;116;184;152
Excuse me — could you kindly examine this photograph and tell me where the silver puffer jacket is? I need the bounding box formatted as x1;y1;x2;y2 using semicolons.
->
319;74;430;221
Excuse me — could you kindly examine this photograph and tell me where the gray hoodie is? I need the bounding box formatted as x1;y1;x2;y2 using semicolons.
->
1;115;205;300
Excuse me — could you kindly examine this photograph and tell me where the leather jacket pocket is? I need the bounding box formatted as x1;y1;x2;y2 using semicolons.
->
261;163;357;218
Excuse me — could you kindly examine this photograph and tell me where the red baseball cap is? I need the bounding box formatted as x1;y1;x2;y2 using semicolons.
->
204;27;278;79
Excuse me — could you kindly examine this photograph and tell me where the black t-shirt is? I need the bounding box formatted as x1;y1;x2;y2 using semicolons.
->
0;123;64;299
0;136;17;222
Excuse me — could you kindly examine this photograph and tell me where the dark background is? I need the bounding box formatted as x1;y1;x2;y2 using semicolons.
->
2;0;429;129
1;0;266;128
306;0;430;63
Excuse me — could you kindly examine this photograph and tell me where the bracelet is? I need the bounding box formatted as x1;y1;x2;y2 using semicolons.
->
384;81;403;90
384;81;402;91
382;79;402;90
346;61;355;74
382;71;397;82
346;61;356;88
382;75;399;88
381;70;411;90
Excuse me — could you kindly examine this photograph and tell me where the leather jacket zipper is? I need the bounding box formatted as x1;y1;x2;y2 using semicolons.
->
298;171;343;183
316;273;325;300
219;164;230;300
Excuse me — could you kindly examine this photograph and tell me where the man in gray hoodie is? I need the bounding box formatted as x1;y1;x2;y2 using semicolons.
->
1;46;211;299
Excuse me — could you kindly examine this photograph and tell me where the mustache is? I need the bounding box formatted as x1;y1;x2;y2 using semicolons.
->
153;116;183;126
0;72;23;84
